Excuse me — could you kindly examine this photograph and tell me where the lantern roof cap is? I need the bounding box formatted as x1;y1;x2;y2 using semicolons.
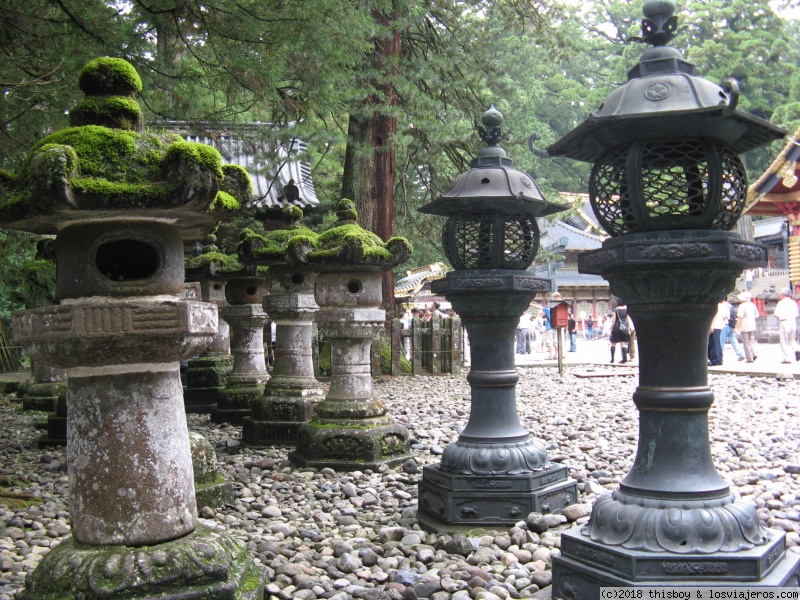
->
285;199;411;272
547;2;786;163
420;107;568;218
238;206;319;267
0;58;242;238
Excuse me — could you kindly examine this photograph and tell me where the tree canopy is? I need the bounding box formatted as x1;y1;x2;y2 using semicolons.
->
1;0;798;305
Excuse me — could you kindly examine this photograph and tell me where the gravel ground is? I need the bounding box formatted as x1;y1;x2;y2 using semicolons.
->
1;367;799;599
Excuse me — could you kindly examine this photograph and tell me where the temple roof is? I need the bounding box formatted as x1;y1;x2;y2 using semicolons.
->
540;219;606;252
746;125;800;216
160;121;320;212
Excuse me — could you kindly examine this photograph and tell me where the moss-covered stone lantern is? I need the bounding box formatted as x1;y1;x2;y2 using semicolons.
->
183;233;242;414
287;199;413;470
0;57;266;600
415;107;576;528
238;206;325;446
545;2;799;595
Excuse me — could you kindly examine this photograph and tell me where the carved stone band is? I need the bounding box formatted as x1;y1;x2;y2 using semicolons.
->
12;301;217;368
579;232;768;275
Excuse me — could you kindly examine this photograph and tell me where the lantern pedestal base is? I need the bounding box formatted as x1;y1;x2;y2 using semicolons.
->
184;355;233;414
551;527;800;599
37;395;68;448
290;418;412;471
418;464;578;527
22;381;66;413
17;525;268;600
242;378;324;447
212;383;266;426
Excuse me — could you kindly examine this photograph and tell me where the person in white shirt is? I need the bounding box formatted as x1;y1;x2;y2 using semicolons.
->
707;300;727;366
774;288;799;364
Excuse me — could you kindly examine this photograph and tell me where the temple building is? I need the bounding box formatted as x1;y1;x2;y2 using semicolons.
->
746;126;800;293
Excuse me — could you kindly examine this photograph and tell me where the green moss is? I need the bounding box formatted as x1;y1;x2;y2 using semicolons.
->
163;141;224;180
31;126;137;177
185;250;244;273
378;336;411;374
194;470;226;488
283;205;303;223
71;177;180;205
0;169;16;185
79;57;142;96
312;224;393;260
210;190;240;212
220;163;253;204
0;496;39;509
69;96;142;130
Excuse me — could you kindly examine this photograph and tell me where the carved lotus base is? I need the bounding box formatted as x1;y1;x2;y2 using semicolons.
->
585;490;768;554
552;527;800;599
18;524;268;600
440;437;550;475
418;463;578;527
290;417;411;470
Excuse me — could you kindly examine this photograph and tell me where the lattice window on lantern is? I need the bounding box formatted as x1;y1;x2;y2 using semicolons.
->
710;143;747;231
501;212;539;268
590;145;636;236
443;212;494;270
640;140;709;222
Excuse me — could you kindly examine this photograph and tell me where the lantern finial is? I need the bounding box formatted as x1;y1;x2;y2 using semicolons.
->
641;0;678;47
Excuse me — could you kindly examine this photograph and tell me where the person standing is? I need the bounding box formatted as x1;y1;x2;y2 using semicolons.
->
586;315;595;341
609;302;633;364
707;301;727;366
735;292;759;363
567;313;577;352
775;288;799;364
535;311;546;353
745;269;754;291
543;292;562;360
720;297;745;362
516;312;532;354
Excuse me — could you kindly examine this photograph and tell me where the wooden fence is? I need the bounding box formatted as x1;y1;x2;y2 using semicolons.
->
390;317;463;376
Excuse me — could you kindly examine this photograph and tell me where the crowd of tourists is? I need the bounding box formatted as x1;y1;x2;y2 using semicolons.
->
510;288;800;368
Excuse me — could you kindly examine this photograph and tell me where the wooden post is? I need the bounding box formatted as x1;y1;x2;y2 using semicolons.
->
451;318;463;374
391;318;403;376
431;318;442;375
412;318;423;374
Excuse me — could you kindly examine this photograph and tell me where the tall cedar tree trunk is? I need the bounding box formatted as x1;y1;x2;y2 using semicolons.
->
341;10;400;314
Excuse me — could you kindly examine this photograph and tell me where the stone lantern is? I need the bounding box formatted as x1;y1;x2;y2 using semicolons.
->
14;240;69;446
288;199;413;470
212;267;270;425
0;57;265;599
238;206;325;446
416;107;577;528
544;1;799;595
183;233;240;414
